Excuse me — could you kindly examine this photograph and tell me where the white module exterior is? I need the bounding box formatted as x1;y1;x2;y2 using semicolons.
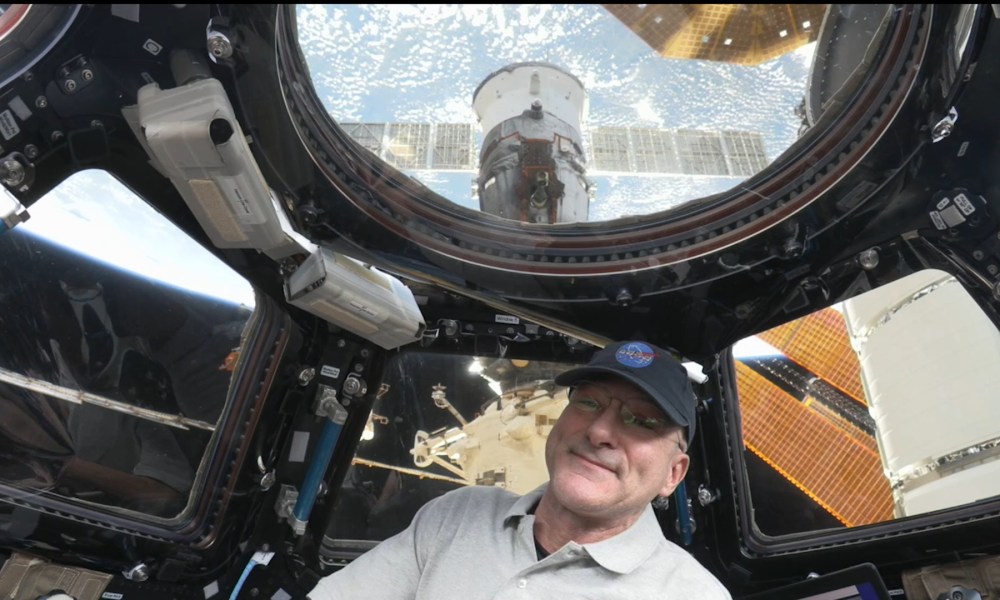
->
843;269;1000;517
472;63;588;139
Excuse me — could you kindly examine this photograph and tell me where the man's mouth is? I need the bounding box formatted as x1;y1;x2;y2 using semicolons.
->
571;450;616;474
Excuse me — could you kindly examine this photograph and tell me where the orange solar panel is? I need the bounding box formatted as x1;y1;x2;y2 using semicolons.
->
758;307;866;404
803;395;877;450
603;4;828;66
736;362;893;526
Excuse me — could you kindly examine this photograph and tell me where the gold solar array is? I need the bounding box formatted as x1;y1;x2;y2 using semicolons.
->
736;362;893;526
803;394;877;450
602;4;829;66
758;307;866;404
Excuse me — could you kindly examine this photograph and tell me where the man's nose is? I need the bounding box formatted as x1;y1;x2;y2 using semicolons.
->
585;401;621;447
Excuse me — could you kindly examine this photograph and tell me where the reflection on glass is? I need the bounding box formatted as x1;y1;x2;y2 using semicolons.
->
296;4;828;220
733;269;1000;536
0;171;255;518
328;352;572;542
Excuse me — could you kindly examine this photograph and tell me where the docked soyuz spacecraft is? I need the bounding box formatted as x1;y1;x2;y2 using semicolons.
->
472;62;594;224
381;64;599;493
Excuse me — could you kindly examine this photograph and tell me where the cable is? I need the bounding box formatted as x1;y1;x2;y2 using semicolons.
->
228;551;274;600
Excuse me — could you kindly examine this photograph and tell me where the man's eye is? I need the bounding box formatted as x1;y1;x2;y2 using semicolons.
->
635;418;660;431
626;413;661;431
572;397;600;411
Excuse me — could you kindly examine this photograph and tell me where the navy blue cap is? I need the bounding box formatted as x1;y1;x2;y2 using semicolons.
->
555;341;697;444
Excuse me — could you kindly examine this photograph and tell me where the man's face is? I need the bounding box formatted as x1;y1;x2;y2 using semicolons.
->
544;378;690;523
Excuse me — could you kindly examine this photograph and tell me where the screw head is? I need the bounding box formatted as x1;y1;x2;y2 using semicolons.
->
343;377;367;399
734;303;753;319
298;367;316;386
441;319;459;337
123;563;149;582
298;204;319;224
857;248;880;270
63;79;77;93
34;96;47;109
0;159;25;187
614;288;633;306
207;33;234;59
782;238;803;257
932;120;953;140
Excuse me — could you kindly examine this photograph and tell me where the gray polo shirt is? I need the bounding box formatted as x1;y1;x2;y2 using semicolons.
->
311;484;732;600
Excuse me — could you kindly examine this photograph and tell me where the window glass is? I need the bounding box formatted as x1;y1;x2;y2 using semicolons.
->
296;4;838;221
327;351;571;541
0;170;255;518
733;270;1000;536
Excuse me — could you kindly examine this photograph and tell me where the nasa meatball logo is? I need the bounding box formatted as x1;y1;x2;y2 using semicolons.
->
615;342;656;368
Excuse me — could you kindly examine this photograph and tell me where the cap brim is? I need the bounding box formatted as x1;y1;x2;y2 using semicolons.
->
555;366;691;430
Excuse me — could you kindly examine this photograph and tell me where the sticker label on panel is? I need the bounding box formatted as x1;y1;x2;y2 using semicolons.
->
495;314;519;324
929;211;946;230
954;193;975;215
8;96;31;120
203;581;219;599
940;204;965;228
349;299;378;317
0;110;19;140
320;365;340;379
288;431;309;463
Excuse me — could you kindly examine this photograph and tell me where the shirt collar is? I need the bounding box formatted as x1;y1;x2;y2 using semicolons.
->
504;484;546;525
583;503;662;574
503;483;664;574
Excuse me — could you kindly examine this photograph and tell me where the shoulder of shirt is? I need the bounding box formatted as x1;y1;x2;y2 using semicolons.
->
422;485;520;513
410;486;523;534
433;484;518;504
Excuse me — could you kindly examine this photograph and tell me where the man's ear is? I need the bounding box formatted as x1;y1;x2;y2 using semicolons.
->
658;452;690;498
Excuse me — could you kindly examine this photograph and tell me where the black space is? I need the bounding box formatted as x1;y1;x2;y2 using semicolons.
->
745;451;844;536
